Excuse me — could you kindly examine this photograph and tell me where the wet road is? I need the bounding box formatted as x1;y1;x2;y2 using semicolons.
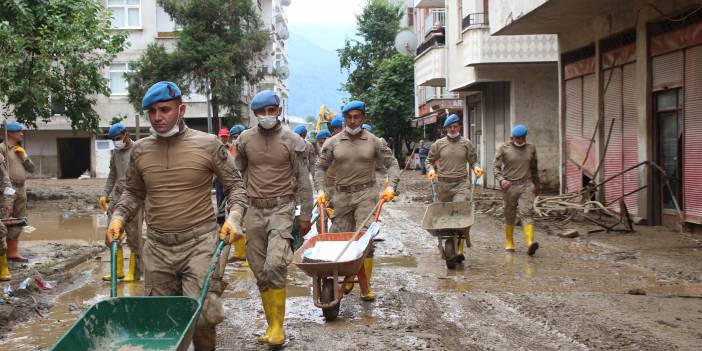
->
2;188;702;350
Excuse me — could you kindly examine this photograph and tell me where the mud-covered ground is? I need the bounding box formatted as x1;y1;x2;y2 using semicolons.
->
2;174;702;350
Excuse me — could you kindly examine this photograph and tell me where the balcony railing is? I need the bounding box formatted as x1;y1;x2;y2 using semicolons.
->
462;12;488;30
416;36;443;56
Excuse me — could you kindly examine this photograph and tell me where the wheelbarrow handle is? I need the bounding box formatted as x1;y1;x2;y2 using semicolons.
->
318;202;327;235
110;240;118;298
196;239;227;312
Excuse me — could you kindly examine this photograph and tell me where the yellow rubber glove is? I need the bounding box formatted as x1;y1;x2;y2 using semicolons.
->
220;212;243;245
473;166;484;177
14;146;25;158
380;186;395;202
427;169;436;181
107;218;125;242
99;196;108;210
316;191;328;206
326;207;334;218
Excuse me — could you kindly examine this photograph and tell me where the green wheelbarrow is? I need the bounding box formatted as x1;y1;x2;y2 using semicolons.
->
51;238;227;351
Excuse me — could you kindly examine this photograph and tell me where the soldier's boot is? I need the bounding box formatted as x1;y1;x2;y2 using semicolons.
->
0;256;11;281
229;236;247;262
122;251;140;282
360;258;376;302
7;239;28;263
525;224;539;256
266;288;286;346
504;224;515;252
257;290;273;343
102;245;125;281
456;239;465;263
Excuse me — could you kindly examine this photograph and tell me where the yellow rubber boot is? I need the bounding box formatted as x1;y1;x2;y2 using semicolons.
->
266;288;286;346
0;256;11;281
102;245;125;281
229;236;247;262
361;258;376;301
504;224;515;252
257;290;273;343
122;251;139;282
456;239;465;263
525;223;539;256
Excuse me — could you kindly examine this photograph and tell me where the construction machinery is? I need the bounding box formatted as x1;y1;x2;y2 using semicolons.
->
315;105;337;133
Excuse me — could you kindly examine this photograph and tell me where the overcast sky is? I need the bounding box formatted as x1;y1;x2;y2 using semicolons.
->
286;0;364;28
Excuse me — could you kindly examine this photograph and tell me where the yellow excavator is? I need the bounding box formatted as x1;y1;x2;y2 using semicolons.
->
315;105;336;133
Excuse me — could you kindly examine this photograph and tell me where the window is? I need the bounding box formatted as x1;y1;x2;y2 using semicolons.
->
108;63;132;95
108;0;141;29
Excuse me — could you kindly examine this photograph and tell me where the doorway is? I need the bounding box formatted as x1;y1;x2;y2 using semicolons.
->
653;89;683;225
57;138;91;179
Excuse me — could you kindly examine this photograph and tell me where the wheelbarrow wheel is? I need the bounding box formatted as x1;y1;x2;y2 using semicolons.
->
444;239;457;269
321;278;339;321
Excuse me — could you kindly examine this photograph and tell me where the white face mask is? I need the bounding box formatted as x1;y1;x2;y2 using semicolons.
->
153;104;183;138
257;115;278;129
113;139;126;150
512;141;526;147
346;126;362;135
447;132;460;138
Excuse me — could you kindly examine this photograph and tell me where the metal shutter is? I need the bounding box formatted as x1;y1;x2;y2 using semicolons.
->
582;74;598;178
652;51;684;90
622;63;639;215
602;67;623;210
565;77;583;192
683;45;702;223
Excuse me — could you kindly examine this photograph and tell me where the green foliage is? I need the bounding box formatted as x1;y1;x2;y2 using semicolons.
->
127;0;268;123
338;0;402;102
0;0;127;132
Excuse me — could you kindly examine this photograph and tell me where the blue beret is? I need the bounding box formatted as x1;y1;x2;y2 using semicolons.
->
512;124;528;137
6;122;23;132
362;124;372;132
251;90;280;111
141;81;182;110
316;130;331;139
330;116;344;128
293;125;307;135
229;124;245;136
108;123;127;138
443;114;460;127
342;100;366;114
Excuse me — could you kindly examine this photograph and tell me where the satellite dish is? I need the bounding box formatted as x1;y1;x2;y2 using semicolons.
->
394;30;418;55
277;66;290;80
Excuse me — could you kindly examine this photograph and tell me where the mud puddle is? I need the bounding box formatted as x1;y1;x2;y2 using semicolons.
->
23;207;106;243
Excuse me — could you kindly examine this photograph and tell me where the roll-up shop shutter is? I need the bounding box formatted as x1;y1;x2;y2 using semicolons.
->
683;45;702;223
582;74;598;177
564;78;583;193
622;63;639;215
602;67;623;209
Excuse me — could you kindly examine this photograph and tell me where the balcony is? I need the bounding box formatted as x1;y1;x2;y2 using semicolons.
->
461;22;558;66
414;0;444;8
462;12;488;30
414;45;446;87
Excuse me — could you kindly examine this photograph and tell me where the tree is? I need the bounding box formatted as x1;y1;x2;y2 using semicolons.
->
367;54;416;159
338;0;402;102
0;0;127;131
127;0;268;129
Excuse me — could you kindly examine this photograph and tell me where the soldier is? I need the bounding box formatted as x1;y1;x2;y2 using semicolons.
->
293;125;316;180
227;124;248;264
0;122;34;263
425;114;483;262
329;115;344;135
99;123;144;282
0;153;14;281
107;81;247;350
315;129;331;151
315;100;400;301
493;124;540;256
234;90;312;346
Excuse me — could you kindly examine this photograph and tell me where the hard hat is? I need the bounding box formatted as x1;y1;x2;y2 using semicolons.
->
108;123;127;138
251;90;280;111
443;114;460;127
141;81;182;110
293;125;307;135
330;116;344;128
229;124;245;136
511;124;528;137
362;124;372;132
342;100;366;114
6;121;24;133
218;127;230;137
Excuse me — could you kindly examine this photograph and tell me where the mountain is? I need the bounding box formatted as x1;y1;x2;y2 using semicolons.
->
287;25;351;118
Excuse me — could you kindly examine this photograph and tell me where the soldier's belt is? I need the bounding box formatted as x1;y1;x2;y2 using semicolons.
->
438;175;467;183
336;181;375;193
507;177;532;185
249;195;295;209
148;221;217;245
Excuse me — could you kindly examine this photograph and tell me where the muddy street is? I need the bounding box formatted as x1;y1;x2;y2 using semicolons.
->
1;175;701;350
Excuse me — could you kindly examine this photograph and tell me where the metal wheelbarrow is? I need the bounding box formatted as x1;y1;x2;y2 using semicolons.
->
51;237;227;351
292;200;384;321
422;178;476;269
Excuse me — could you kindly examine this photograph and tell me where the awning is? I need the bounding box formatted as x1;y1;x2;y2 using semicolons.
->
412;112;439;128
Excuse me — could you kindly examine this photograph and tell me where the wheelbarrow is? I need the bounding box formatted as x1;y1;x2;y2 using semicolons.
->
292;200;384;321
422;178;477;269
51;237;227;351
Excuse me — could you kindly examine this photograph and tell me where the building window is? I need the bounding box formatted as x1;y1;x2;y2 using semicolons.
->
108;0;141;29
108;63;132;95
